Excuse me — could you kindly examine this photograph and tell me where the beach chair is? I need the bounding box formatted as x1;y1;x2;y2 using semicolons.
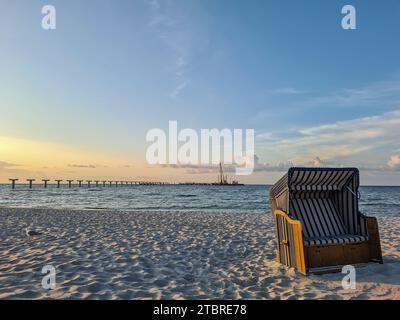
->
269;168;383;274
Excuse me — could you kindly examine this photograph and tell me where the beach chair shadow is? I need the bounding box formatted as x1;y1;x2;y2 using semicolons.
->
269;168;383;275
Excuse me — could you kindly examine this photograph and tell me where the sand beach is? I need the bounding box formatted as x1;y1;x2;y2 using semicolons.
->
0;207;399;300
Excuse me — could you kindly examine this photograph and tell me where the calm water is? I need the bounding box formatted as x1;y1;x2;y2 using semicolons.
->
0;184;399;216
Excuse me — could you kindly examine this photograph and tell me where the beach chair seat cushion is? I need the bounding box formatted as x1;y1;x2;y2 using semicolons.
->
304;234;368;246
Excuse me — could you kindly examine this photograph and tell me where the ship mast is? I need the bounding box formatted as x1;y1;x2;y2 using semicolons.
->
219;162;223;184
215;162;241;185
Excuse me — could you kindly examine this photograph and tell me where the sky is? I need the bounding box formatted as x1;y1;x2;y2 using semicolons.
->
0;0;400;185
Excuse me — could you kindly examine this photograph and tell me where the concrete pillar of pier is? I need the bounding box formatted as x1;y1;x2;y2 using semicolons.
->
27;179;35;189
67;180;74;188
95;181;99;187
86;180;92;188
9;179;18;189
108;181;113;187
55;180;62;188
102;181;106;187
42;179;50;188
77;180;83;187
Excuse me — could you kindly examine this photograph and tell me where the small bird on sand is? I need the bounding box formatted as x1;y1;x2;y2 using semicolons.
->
25;228;42;237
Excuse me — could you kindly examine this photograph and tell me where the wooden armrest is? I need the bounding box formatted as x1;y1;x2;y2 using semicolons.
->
274;210;301;225
274;210;306;274
359;213;383;263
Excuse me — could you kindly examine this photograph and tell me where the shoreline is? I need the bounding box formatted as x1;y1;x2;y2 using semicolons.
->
1;207;399;300
0;206;269;214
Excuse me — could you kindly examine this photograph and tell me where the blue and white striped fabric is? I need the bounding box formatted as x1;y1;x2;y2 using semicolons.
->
270;168;369;246
290;198;367;245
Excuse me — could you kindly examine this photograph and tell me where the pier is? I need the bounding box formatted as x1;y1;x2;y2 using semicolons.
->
6;167;243;189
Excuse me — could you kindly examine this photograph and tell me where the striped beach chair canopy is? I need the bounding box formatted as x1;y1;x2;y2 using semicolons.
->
270;168;368;246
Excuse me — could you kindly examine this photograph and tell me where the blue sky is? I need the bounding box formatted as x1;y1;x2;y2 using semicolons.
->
1;0;400;184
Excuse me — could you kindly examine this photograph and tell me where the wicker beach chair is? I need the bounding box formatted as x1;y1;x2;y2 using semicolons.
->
269;168;383;274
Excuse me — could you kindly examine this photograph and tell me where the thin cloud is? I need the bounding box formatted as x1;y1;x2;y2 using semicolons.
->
175;55;187;77
0;161;23;172
304;80;400;108
268;88;307;95
121;164;134;168
0;160;20;168
67;164;97;169
0;161;26;178
146;0;205;98
256;132;275;141
160;163;223;174
158;155;294;174
170;81;187;98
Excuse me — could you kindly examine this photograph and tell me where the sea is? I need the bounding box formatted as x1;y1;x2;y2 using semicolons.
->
0;184;399;216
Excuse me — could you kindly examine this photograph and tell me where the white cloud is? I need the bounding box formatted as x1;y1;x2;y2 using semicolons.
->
388;155;400;168
256;109;400;168
312;156;324;167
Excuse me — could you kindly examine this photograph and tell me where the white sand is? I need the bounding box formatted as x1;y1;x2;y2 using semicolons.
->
0;207;399;300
